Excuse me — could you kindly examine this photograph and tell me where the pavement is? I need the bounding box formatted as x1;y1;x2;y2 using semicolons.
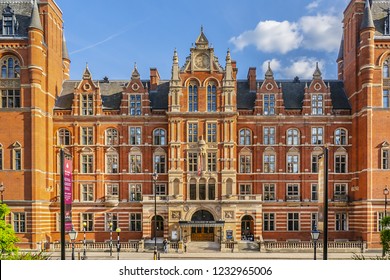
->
46;249;385;260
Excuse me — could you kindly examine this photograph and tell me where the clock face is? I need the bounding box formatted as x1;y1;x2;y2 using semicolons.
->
195;53;209;69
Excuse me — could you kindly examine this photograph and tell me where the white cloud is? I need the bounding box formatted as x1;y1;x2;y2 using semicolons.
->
299;14;342;52
281;57;325;79
229;20;302;54
306;0;322;11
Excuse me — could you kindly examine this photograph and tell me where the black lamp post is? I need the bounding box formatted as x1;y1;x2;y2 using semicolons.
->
116;227;121;260
68;227;78;260
109;222;113;257
384;186;389;217
83;221;87;260
153;172;158;260
311;227;320;260
0;182;5;203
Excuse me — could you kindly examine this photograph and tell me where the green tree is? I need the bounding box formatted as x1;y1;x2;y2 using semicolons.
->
0;203;19;255
381;216;390;256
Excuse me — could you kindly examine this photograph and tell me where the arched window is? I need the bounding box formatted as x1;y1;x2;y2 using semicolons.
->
188;83;198;112
105;128;119;146
384;60;389;78
239;129;251;145
1;56;20;78
287;128;299;145
1;56;21;108
334;128;347;145
383;59;390;108
58;129;71;146
153;128;166;145
207;82;217;112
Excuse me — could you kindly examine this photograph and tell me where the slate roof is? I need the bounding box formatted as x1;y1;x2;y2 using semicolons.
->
56;79;350;112
0;1;33;38
370;0;390;36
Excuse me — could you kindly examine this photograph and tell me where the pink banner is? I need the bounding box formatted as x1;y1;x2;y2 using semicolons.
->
64;157;73;231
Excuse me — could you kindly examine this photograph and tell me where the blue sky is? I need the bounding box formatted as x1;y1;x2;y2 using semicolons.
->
55;0;349;81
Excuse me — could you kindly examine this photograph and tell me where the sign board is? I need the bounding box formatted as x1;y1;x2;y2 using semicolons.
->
318;154;324;231
64;157;73;231
226;230;233;240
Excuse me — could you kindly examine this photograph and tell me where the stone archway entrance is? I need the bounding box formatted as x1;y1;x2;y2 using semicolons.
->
241;215;254;241
151;215;164;238
191;210;215;242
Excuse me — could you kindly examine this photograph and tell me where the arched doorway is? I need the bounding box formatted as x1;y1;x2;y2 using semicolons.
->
151;215;164;239
191;210;215;242
241;215;254;241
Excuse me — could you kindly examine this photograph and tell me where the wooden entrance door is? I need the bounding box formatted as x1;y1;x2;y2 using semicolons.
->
152;215;164;238
191;226;214;241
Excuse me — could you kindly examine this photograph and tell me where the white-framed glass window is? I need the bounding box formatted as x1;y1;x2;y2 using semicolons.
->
81;127;94;145
129;127;141;145
263;213;275;231
335;128;347;145
239;184;252;195
287;213;299;231
378;212;386;231
335;154;347;173
311;153;320;173
263;183;276;201
311;183;318;201
334;183;348;201
263;152;276;173
263;127;275;145
287;128;299;145
106;183;119;199
106;152;119;173
1;56;20;78
188;152;198;172
207;83;217;112
105;213;118;231
130;213;142;231
154;153;166;173
239;154;251;173
81;153;94;173
12;144;22;170
129;94;142;115
207;123;217;143
188;83;198;112
155;184;166;196
287;183;300;201
153;128;166;145
129;153;142;173
207;152;217;172
311;94;324;115
81;184;94;202
263;94;275;115
335;213;348;231
239;129;251;145
105;128;119;146
382;147;389;169
81;213;94;231
81;94;93;116
311;213;318;230
13;212;26;233
384;60;390;78
287;153;299;173
384;89;390;108
188;123;198;143
58;129;71;146
129;183;142;201
1;89;20;108
311;127;323;145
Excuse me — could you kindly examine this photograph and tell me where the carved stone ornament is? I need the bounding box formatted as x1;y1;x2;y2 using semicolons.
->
195;53;209;69
171;211;181;219
224;211;234;219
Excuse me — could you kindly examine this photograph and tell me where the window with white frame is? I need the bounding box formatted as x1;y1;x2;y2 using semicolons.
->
239;129;251;145
81;153;94;173
188;83;198;112
311;184;318;201
129;94;142;115
81;94;93;116
335;213;348;231
263;127;275;145
13;212;26;233
287;183;300;201
2;6;18;36
58;129;71;146
106;183;119;199
154;153;166;173
287;213;299;231
263;152;276;173
1;89;20;108
81;184;94;202
382;146;390;169
155;184;166;196
384;89;390;108
287;129;299;145
1;56;20;78
81;213;94;231
81;127;93;145
335;154;347;173
311;213;318;230
207;83;217;112
239;184;252;195
129;184;142;201
12;143;22;170
129;127;141;145
106;152;119;173
207;152;217;172
378;212;386;231
129;152;142;173
263;213;275;231
239;153;251;173
263;183;276;201
287;153;299;173
334;128;347;145
188;152;198;172
188;123;198;143
263;94;275;115
105;213;118;231
207;123;217;143
311;94;324;115
311;153;320;173
105;128;119;146
311;127;323;145
153;128;166;145
130;213;142;231
334;183;347;201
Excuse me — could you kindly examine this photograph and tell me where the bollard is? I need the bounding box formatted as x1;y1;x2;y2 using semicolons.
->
78;252;81;260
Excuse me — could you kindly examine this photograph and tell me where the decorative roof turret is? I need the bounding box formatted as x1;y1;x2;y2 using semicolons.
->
62;31;70;61
82;63;92;80
265;61;274;79
337;34;344;62
360;0;374;30
131;63;140;80
29;0;43;31
313;62;322;79
195;26;209;49
171;48;180;81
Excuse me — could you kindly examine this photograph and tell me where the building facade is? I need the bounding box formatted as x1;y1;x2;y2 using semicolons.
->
0;0;389;249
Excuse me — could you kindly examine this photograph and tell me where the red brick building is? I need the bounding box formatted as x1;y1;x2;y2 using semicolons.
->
0;0;389;249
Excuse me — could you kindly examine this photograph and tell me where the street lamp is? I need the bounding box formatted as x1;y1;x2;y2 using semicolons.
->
116;227;121;260
311;227;320;260
68;227;78;260
0;182;5;203
384;186;389;217
109;222;113;257
152;172;158;260
83;221;87;260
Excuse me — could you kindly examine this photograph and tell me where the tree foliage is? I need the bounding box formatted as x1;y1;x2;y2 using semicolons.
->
0;203;19;255
380;216;390;256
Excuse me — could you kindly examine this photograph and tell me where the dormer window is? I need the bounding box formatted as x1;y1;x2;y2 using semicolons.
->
81;94;93;115
2;5;18;36
311;94;323;115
